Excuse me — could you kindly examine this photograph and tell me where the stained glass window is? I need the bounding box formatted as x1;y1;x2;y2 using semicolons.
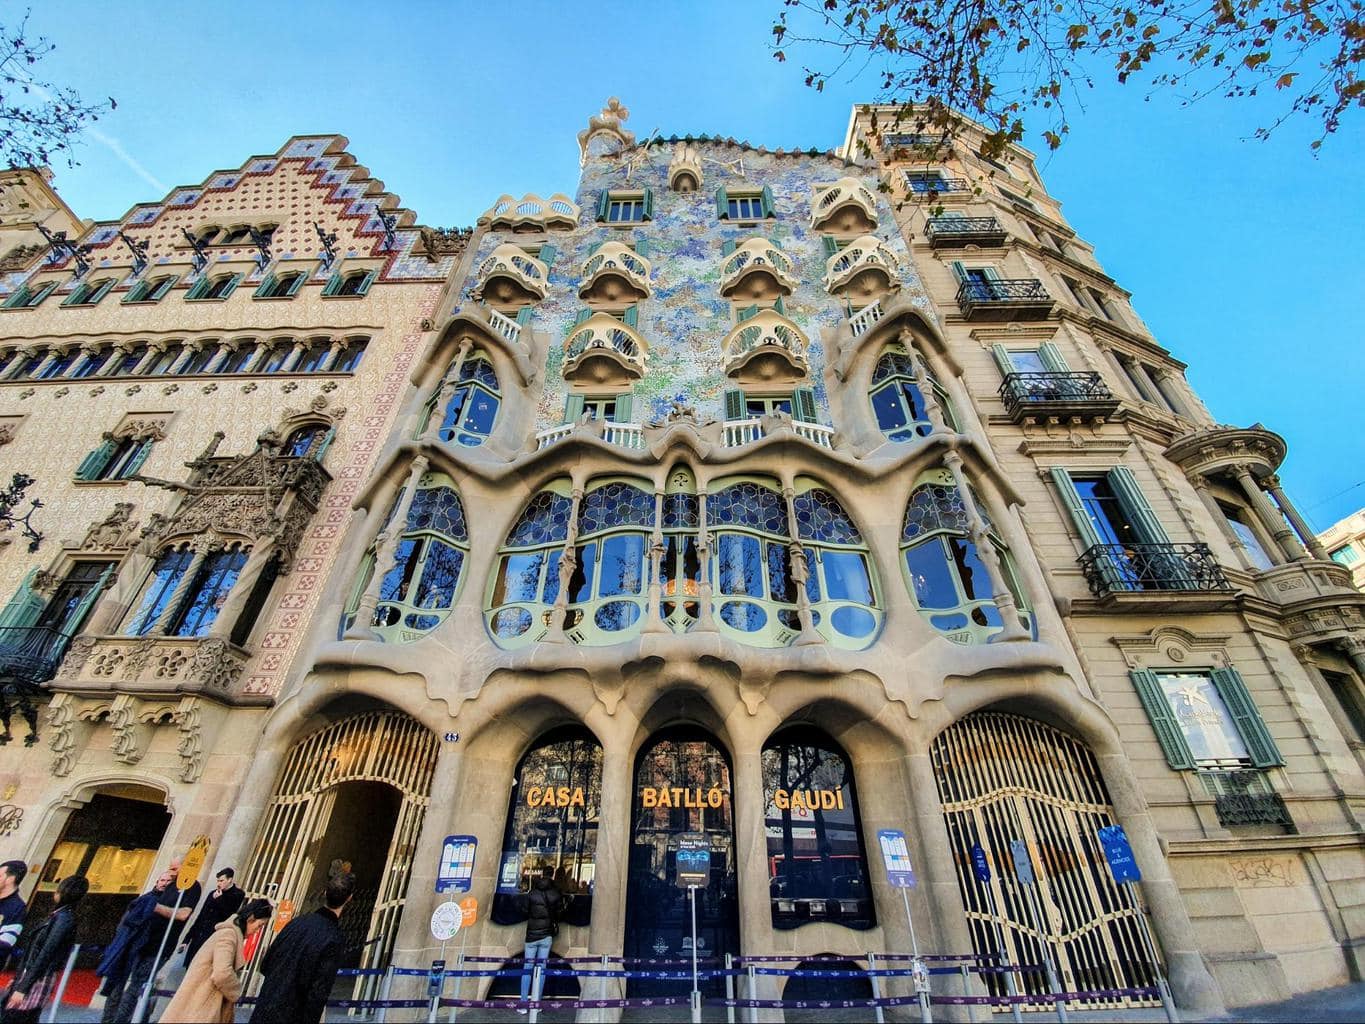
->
369;472;470;642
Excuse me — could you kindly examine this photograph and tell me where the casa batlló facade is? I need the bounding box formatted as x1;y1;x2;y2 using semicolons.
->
0;101;1360;1017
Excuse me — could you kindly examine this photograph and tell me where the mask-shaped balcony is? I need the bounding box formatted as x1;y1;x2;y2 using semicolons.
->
578;241;652;304
563;312;648;386
478;193;580;232
810;177;878;233
823;235;900;300
719;238;798;301
473;244;548;305
722;309;809;384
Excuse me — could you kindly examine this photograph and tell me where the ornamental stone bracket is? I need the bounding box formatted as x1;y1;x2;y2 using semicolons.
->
1253;561;1364;610
1164;424;1287;479
54;635;252;704
1282;599;1365;653
48;691;210;780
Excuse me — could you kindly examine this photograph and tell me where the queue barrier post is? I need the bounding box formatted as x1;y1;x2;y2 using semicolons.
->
528;960;543;1024
1157;973;1180;1024
746;963;758;1024
866;951;885;1024
375;965;395;1024
724;953;736;1024
913;957;933;1024
1003;957;1024;1024
43;943;80;1024
1042;958;1068;1023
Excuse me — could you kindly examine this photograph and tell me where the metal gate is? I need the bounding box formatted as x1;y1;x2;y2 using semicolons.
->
933;711;1160;1009
242;710;437;992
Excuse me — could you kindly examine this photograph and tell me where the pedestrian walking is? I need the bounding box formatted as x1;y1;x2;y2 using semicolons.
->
0;861;28;966
101;856;203;1024
95;878;164;1011
247;872;354;1024
516;868;562;1014
179;869;245;967
0;874;88;1024
157;897;271;1024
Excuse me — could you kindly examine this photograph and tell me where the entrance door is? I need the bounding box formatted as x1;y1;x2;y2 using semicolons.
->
624;729;740;995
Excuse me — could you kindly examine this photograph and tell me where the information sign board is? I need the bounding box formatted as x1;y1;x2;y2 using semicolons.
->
877;829;917;888
675;833;711;888
970;843;992;883
178;835;210;890
1098;824;1142;883
1010;839;1036;886
430;901;462;941
436;835;477;894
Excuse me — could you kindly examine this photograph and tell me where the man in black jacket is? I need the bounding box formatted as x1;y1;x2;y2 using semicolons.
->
517;870;562;1012
249;872;354;1024
179;867;245;965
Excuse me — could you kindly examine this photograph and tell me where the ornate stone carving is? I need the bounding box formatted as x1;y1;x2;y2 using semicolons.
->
60;635;249;699
107;694;144;764
175;698;204;782
114;418;169;442
81;503;140;551
0;244;44;271
46;693;77;777
190;638;245;693
578;97;635;161
417;226;473;262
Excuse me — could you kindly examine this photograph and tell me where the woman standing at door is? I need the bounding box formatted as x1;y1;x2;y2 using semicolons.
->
517;870;562;1014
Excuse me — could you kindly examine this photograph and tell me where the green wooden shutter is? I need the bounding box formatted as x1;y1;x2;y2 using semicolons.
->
355;270;376;296
123;439;154;477
221;273;242;298
537;244;557;267
92;279;115;302
950;261;968;282
122;281;147;304
572;308;592;328
76;439;116;481
723;388;746;421
61;564;114;635
322;272;343;297
792;387;818;423
253;274;277;298
1211;667;1284;767
634;238;650;258
773;296;786;316
641;187;655;221
1130;669;1196;770
595;192;610;222
722;240;738;257
562;394;585;423
821;236;840;258
715;188;730;219
0;569;46;629
285;271;307;297
185;276;209;300
737;304;759;323
622;305;639;328
515;306;534;326
1049;468;1103;548
990;344;1016;377
613;393;634;423
60;283;86;307
2;287;28;309
1107;466;1172;545
315;426;337;462
760;185;775;217
33;283;56;305
1038;342;1070;372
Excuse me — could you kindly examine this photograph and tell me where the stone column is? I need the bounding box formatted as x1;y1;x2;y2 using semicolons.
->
1095;751;1224;1015
345;457;429;640
129;343;163;376
642;491;668;634
58;346;89;378
27;350;61;380
151;543;213;634
1189;474;1256;566
541;486;584;644
1233;467;1306;561
943;450;1029;641
732;735;782;1021
780;482;824;646
581;735;632;1022
1339;637;1365;683
1263;474;1330;561
207;544;277;639
1151;369;1191;417
421;339;472;443
99;344;132;378
694;491;718;633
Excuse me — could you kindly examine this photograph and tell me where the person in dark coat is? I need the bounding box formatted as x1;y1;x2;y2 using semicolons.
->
3;874;89;1024
180;868;245;966
517;870;562;1011
248;872;354;1024
102;858;202;1024
95;876;166;1008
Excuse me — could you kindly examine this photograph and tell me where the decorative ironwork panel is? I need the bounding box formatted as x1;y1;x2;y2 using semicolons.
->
1078;543;1233;596
956;278;1052;304
999;372;1117;417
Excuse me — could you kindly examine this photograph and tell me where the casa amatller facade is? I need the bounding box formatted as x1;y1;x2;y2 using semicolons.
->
0;100;1361;1017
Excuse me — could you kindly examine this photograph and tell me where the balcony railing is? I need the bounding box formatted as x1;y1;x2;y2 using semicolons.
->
955;278;1054;321
822;236;900;295
535;422;645;452
479;193;579;231
484;307;522;344
719;239;797;297
721;310;810;381
722;418;834;449
810;177;878;231
848;299;886;338
1078;542;1233;597
563;313;647;383
579;241;651;300
998;372;1120;422
1199;770;1294;829
905;177;971;199
474;244;548;302
925;216;1007;248
0;625;73;688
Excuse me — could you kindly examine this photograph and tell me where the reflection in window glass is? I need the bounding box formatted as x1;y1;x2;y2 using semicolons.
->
124;549;194;636
1157;672;1251;765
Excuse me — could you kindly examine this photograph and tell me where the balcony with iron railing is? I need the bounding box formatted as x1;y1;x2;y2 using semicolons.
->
822;236;900;297
904;177;971;200
955;278;1054;321
719;239;797;299
998;371;1120;423
563;313;648;385
925;216;1008;249
478;193;579;232
721;309;809;383
810;177;878;232
1078;542;1236;607
0;625;74;689
473;244;548;304
579;241;651;302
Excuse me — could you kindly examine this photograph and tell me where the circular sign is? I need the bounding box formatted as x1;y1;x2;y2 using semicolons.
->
178;835;211;891
430;901;462;941
459;896;478;927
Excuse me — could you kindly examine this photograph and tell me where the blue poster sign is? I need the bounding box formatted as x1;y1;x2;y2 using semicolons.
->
436;834;477;894
1009;839;1036;886
877;829;917;888
675;834;712;888
1098;824;1142;883
970;843;991;883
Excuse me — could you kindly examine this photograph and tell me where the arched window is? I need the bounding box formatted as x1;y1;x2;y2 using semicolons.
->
284;424;330;459
709;479;800;645
485;484;573;647
122;543;250;637
418;353;501;447
900;469;1031;644
792;483;881;645
569;480;652;642
218;225;253;245
660;471;702;632
194;226;220;246
370;472;469;642
762;728;875;930
869;343;955;442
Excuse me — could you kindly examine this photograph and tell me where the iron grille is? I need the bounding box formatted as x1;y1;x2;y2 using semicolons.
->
0;625;73;686
999;371;1116;415
926;216;1005;240
956;278;1052;306
1199;770;1295;829
1078;542;1233;596
906;177;971;196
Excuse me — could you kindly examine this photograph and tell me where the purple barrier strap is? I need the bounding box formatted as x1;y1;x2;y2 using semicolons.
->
438;996;692;1010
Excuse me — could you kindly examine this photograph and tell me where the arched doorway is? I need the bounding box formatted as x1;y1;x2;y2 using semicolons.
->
624;728;740;995
30;783;170;964
933;710;1160;1008
242;710;437;981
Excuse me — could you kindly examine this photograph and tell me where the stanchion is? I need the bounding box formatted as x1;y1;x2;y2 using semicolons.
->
43;943;80;1024
725;953;736;1024
528;960;543;1024
746;963;758;1024
898;886;933;1024
448;949;464;1023
866;951;885;1024
980;875;1024;1024
426;958;444;1024
375;964;395;1024
689;884;701;1024
1134;901;1180;1024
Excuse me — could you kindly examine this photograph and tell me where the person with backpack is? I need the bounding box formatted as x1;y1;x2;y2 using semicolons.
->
516;869;562;1014
2;874;89;1024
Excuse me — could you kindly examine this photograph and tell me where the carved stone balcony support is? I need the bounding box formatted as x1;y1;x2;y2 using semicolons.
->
822;235;900;300
55;634;251;701
472;244;548;305
719;239;797;301
578;241;651;304
478;193;579;232
810;177;878;233
563;313;648;386
721;310;810;385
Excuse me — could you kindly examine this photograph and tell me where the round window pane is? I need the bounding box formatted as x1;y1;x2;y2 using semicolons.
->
492;607;532;637
404;613;441;631
594;600;641;632
831;605;877;638
720;601;767;632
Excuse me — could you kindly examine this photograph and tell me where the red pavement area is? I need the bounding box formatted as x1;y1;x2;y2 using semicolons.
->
0;968;99;1005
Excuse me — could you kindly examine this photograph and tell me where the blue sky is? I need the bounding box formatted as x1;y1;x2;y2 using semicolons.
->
25;1;1365;528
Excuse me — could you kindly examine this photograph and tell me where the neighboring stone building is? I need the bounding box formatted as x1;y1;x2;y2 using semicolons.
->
1319;508;1365;591
1;101;1363;1018
0;137;465;955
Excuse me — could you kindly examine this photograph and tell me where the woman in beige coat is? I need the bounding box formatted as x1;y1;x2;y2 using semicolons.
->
159;898;271;1024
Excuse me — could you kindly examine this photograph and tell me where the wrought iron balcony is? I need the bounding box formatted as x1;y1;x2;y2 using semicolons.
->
905;177;971;199
1078;542;1233;598
955;278;1054;321
1199;770;1295;829
925;216;1007;248
999;371;1120;423
0;625;72;687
